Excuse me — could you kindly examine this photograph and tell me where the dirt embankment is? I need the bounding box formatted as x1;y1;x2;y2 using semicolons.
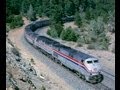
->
6;38;48;90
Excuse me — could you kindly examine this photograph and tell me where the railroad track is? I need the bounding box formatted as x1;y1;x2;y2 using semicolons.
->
64;65;112;90
101;70;115;81
93;83;112;90
71;68;112;90
38;49;113;90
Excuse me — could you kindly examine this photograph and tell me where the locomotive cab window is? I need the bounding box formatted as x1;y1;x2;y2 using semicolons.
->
94;60;98;63
87;61;92;64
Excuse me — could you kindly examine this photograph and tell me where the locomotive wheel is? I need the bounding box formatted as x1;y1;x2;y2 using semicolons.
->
88;74;104;84
51;56;54;60
76;72;86;81
81;75;86;81
96;74;104;83
49;55;53;60
89;78;97;84
47;54;52;59
57;60;61;64
76;71;79;75
52;57;55;61
60;61;63;66
47;54;50;58
55;59;60;64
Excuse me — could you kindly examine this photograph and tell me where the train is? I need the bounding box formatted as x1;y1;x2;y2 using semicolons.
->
24;17;104;84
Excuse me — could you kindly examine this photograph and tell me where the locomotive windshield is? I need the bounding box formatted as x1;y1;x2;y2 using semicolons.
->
94;60;98;63
87;61;92;63
87;60;98;64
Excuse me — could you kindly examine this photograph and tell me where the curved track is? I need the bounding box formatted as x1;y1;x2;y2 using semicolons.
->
9;18;115;90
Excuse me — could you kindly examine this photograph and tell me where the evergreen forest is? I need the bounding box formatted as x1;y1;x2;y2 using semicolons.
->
6;0;115;50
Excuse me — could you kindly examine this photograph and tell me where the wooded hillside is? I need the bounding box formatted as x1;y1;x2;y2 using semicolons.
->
6;0;115;50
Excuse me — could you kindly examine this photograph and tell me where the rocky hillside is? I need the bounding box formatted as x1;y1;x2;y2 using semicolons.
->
6;37;50;90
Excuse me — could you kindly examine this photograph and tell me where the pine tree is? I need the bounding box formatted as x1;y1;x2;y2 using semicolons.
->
60;29;66;40
27;4;36;21
54;23;64;37
21;1;26;16
75;12;82;28
50;5;63;25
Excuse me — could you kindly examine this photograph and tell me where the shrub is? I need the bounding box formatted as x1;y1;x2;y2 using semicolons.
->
6;15;14;23
107;23;115;33
77;40;83;47
87;44;96;49
86;17;109;50
75;12;82;28
7;15;24;29
14;86;19;90
88;17;105;36
12;47;20;57
60;29;66;40
6;24;10;32
47;28;58;38
85;8;94;20
47;29;51;35
77;36;85;44
77;34;91;44
100;41;109;50
112;47;115;53
31;58;35;64
68;30;78;42
48;23;63;38
41;85;46;90
84;36;91;44
60;27;78;42
77;43;83;47
54;23;64;37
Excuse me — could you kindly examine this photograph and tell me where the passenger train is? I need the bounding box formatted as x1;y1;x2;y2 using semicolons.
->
24;17;103;84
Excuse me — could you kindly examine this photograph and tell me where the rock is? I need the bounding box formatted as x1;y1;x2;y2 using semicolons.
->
19;76;27;82
16;57;21;62
28;66;37;76
40;75;45;80
12;47;20;57
6;73;12;88
6;86;14;90
6;37;50;90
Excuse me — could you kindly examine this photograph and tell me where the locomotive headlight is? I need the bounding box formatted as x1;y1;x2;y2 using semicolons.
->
94;68;97;71
90;70;92;72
